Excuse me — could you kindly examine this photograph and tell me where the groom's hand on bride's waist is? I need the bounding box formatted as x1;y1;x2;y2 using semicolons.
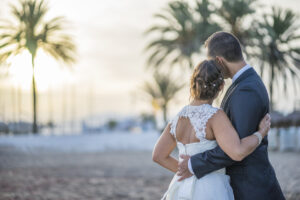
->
177;155;193;181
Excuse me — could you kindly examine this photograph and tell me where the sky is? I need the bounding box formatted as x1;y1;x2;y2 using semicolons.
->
0;0;299;124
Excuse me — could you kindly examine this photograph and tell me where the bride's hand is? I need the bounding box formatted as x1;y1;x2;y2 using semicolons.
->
258;114;271;137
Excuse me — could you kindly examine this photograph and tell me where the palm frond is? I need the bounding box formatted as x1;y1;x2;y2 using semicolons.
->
144;0;219;69
251;7;300;110
0;0;76;62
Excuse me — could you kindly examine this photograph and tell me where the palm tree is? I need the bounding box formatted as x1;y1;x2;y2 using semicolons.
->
0;0;76;133
0;64;9;123
252;7;300;111
143;71;185;126
145;0;219;69
216;0;258;46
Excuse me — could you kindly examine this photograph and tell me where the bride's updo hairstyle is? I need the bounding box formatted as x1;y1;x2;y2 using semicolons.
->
190;60;224;100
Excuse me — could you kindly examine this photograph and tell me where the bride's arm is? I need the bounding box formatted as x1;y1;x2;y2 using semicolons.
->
152;124;178;173
211;110;270;161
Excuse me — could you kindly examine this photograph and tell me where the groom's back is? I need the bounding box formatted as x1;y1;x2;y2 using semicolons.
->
224;69;284;200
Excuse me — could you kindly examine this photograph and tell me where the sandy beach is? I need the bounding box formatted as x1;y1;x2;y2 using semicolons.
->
0;145;299;200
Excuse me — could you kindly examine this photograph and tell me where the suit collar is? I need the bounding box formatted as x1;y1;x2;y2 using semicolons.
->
231;67;256;86
221;68;257;109
232;64;252;83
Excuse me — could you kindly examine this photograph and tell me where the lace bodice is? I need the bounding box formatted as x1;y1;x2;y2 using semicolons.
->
162;105;231;200
169;104;218;141
162;104;230;200
169;104;219;156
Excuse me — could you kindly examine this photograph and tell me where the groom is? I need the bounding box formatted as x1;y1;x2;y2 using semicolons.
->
177;32;285;200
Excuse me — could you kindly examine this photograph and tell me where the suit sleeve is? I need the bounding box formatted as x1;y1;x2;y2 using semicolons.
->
191;87;264;179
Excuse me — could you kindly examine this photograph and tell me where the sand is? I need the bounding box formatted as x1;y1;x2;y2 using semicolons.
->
0;146;299;200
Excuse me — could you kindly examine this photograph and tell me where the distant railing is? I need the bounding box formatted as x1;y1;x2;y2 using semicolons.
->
268;127;300;152
269;111;300;151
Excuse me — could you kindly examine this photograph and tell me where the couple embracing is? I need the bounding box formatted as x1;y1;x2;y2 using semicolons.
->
152;31;285;200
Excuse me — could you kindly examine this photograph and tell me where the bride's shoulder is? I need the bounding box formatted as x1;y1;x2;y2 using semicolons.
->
204;104;221;115
209;104;221;111
209;108;229;123
214;108;225;115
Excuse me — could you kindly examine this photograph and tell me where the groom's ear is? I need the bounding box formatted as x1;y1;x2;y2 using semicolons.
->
215;56;224;67
215;56;225;65
215;56;226;72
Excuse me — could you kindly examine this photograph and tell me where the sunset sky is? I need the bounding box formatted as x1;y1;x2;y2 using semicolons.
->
0;0;299;123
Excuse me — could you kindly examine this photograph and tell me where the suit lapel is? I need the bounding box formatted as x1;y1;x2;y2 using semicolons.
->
221;83;235;109
221;84;236;110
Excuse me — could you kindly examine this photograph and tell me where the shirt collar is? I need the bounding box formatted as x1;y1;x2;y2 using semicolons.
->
232;64;252;83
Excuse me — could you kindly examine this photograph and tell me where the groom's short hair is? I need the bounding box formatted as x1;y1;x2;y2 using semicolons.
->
205;31;243;62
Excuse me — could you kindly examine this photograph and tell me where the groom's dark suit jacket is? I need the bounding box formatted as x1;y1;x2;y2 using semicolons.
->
191;68;285;200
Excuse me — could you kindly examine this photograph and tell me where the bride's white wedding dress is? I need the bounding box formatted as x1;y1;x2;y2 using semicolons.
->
162;104;234;200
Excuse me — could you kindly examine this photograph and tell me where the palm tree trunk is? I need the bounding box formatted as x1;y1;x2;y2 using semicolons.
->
17;84;22;133
71;85;76;133
11;85;16;128
269;65;274;111
48;86;54;133
162;104;168;126
62;86;66;133
31;54;38;133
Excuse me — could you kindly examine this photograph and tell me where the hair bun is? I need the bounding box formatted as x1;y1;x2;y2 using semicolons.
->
190;60;224;100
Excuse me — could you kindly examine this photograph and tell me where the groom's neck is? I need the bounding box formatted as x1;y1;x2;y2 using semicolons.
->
228;60;247;79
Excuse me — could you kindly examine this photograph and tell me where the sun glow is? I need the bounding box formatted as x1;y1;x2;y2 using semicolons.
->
8;50;75;92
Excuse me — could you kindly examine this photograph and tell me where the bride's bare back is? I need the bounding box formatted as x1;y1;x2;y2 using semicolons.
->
171;104;217;145
175;117;200;144
175;116;215;144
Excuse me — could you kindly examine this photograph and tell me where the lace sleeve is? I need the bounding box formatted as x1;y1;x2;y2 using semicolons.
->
169;116;178;138
193;107;219;140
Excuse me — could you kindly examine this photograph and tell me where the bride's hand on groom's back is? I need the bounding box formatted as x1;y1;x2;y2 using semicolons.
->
258;114;271;138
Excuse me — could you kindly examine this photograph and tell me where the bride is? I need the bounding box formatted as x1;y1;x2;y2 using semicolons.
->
152;60;271;200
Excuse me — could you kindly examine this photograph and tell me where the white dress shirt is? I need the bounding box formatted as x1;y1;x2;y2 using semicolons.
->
232;64;251;83
187;64;252;175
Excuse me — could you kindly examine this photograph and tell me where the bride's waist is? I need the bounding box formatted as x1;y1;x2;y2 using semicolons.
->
197;168;228;180
172;169;228;184
177;141;218;156
173;168;226;181
213;168;225;174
